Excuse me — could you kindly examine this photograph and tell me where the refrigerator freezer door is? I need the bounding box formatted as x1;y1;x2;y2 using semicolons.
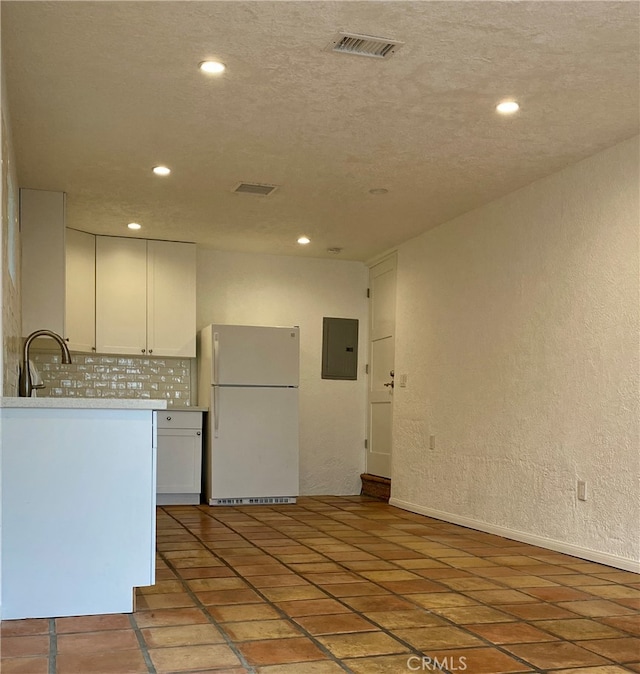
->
212;325;299;386
209;386;299;500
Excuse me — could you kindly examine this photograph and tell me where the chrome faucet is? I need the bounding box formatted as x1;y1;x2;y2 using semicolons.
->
19;329;72;397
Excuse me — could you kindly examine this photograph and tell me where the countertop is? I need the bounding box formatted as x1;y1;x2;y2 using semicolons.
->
0;397;167;410
165;406;209;413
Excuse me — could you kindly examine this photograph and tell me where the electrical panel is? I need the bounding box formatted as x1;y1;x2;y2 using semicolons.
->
322;317;359;380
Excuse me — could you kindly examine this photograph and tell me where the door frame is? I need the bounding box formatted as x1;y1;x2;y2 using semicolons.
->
366;252;397;479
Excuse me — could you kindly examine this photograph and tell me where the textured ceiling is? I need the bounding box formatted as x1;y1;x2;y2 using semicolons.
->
2;1;639;261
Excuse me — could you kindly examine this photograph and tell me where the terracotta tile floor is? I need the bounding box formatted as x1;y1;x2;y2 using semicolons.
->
2;496;639;673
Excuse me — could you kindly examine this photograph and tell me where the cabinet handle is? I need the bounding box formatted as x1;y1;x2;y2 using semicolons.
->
65;337;69;342
149;349;153;354
141;349;146;353
166;416;171;421
91;346;96;352
196;431;201;436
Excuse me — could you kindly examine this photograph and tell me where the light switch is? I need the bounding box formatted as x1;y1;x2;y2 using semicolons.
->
577;480;587;501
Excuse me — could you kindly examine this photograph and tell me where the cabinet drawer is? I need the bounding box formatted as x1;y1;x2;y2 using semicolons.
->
157;411;203;430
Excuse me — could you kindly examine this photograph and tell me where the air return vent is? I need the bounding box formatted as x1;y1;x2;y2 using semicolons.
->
233;182;279;196
326;32;403;59
210;497;297;506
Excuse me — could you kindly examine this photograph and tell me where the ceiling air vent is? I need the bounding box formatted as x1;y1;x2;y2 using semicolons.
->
233;182;279;196
326;32;403;59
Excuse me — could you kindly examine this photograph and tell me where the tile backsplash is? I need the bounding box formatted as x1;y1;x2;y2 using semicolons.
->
30;351;194;407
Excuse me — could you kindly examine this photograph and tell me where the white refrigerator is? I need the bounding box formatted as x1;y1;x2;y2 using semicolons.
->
198;324;299;505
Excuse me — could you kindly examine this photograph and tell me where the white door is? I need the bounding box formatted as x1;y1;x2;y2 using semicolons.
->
20;189;66;338
147;240;196;357
213;325;299;386
157;429;202;493
65;228;96;352
209;386;299;501
95;236;147;355
367;254;397;479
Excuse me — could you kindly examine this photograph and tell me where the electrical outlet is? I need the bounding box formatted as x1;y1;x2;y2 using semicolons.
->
429;435;436;450
577;480;587;501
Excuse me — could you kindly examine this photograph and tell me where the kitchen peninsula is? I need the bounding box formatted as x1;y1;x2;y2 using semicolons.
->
0;397;166;619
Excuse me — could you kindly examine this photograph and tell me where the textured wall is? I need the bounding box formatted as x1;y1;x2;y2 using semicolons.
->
197;249;368;495
29;352;193;407
392;137;640;564
1;63;21;397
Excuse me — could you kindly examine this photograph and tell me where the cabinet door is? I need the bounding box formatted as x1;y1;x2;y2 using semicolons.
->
20;189;66;337
96;236;147;355
157;429;202;493
65;229;96;352
147;240;196;357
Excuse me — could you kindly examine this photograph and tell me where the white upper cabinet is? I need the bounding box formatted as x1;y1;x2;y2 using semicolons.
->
21;190;96;351
96;237;148;355
96;236;196;357
20;189;66;337
65;228;96;352
147;240;197;358
21;201;197;357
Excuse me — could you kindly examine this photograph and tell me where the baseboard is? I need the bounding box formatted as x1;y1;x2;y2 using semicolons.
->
389;497;640;574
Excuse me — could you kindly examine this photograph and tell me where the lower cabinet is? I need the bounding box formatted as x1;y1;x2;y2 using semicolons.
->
1;405;156;619
157;410;203;505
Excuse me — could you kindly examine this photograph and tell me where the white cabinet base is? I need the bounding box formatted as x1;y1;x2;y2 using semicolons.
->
0;407;156;619
157;411;203;506
157;493;201;505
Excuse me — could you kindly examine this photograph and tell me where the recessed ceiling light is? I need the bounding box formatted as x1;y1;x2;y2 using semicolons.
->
297;236;311;245
152;166;171;176
127;223;142;230
496;100;520;114
369;188;389;195
199;61;226;74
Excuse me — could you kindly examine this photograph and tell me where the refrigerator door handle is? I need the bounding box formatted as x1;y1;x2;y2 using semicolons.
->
213;386;219;438
213;332;220;385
